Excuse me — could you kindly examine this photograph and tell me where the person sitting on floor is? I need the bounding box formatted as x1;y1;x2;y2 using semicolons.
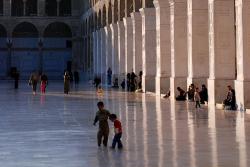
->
112;78;119;88
223;85;236;110
187;84;195;101
176;87;186;101
200;84;208;104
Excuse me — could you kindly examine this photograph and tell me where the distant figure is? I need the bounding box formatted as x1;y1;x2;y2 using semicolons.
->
109;114;123;149
94;76;101;90
187;84;195;101
138;71;143;90
121;79;126;90
40;74;48;94
127;73;131;91
74;71;80;85
223;85;236;110
130;72;137;92
13;70;19;89
194;87;201;108
112;78;119;88
64;71;71;94
93;102;110;147
69;71;73;83
29;71;39;95
107;68;112;86
200;84;208;104
176;87;186;101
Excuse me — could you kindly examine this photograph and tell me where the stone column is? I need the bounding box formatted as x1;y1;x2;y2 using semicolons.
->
124;17;134;75
100;28;106;84
3;0;11;16
131;12;142;75
97;30;102;75
110;23;119;79
140;8;157;93
169;1;188;98
92;32;97;75
154;0;171;95
235;0;250;110
23;0;27;16
208;0;236;105
38;0;45;16
105;25;112;77
56;0;60;16
117;21;126;82
187;0;209;88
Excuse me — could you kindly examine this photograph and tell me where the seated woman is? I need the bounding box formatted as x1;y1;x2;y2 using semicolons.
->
112;78;119;88
176;87;186;101
187;84;195;101
223;85;236;110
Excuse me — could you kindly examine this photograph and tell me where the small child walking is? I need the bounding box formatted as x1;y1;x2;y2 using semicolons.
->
194;87;201;108
109;114;123;149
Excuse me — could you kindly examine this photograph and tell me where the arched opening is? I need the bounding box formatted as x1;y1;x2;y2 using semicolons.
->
102;5;106;27
98;10;102;29
108;1;112;25
0;24;7;77
12;22;38;38
26;0;37;16
114;0;118;23
12;22;39;78
120;0;125;20
59;0;71;16
0;0;3;15
11;0;24;16
134;0;142;12
44;22;72;38
94;12;98;30
143;0;154;8
43;22;72;78
127;0;133;16
45;0;57;16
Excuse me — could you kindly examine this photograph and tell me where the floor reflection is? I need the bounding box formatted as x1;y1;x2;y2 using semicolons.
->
0;82;249;167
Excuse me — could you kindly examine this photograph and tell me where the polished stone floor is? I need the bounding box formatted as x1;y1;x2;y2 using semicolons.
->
0;81;250;167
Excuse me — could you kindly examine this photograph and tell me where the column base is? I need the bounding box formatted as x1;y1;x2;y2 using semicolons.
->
235;80;250;110
170;77;187;99
208;78;234;105
142;75;156;93
187;77;208;89
155;76;170;95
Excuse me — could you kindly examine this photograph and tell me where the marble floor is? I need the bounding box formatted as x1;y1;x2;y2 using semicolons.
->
0;81;249;167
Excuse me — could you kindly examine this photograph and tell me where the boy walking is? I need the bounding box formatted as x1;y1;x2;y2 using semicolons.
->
194;87;201;108
93;102;110;147
109;114;123;149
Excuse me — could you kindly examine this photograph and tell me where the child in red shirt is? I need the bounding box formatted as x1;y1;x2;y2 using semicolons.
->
109;114;123;149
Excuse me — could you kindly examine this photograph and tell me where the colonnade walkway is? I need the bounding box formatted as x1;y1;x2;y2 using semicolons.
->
0;82;250;166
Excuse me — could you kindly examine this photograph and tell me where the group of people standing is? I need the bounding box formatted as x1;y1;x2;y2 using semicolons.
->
29;72;48;95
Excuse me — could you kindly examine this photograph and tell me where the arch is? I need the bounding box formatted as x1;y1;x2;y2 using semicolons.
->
45;0;57;16
11;0;24;16
126;0;133;16
98;10;102;29
26;0;37;16
133;0;142;12
43;22;72;38
120;0;125;20
59;0;71;16
0;24;7;37
12;22;38;38
108;1;112;24
142;0;154;8
102;5;106;27
114;0;118;22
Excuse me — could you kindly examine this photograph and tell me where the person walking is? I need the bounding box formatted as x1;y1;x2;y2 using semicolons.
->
40;73;48;94
194;87;201;108
29;71;39;95
93;102;110;147
64;71;71;94
109;114;123;149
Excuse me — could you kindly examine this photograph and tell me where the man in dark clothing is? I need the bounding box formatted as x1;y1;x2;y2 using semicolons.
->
13;71;19;89
130;72;137;92
93;102;111;147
